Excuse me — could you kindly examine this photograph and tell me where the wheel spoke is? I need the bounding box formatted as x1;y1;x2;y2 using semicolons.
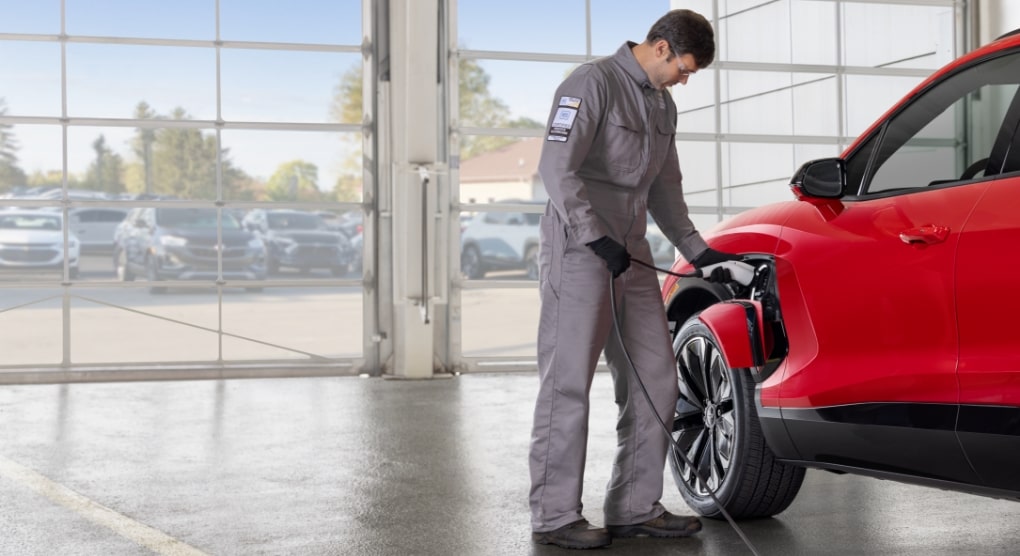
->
717;414;735;468
678;340;708;403
676;378;704;412
673;403;705;432
710;428;725;490
717;369;732;404
680;428;709;489
708;346;729;404
704;344;718;403
718;398;735;414
694;430;714;493
672;424;703;454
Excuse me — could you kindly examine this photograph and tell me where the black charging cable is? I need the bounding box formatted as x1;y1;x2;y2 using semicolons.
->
608;266;762;556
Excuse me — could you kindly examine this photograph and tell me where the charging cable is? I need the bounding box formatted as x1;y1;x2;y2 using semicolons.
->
609;260;762;556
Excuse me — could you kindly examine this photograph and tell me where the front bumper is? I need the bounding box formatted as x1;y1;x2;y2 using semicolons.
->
154;245;266;281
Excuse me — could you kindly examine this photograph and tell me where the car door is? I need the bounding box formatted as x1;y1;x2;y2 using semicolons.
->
777;51;1020;483
954;79;1020;491
472;211;522;266
69;208;128;251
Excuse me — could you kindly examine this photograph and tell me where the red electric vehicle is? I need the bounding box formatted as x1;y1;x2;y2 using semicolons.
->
662;30;1020;518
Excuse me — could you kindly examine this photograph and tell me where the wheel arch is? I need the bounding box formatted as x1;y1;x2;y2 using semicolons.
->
665;281;731;333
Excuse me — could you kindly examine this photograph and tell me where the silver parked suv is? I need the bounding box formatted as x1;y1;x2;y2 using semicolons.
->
460;201;542;280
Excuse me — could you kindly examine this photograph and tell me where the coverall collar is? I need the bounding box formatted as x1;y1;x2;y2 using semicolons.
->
617;41;654;90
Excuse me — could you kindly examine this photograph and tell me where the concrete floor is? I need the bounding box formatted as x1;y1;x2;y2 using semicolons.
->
2;373;1020;556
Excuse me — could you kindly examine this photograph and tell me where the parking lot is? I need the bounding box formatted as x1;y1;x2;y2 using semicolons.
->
0;254;543;367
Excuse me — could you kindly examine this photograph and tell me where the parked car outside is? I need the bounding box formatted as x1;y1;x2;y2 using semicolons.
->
333;209;364;239
646;213;677;268
460;202;542;279
242;209;354;276
0;210;80;278
658;30;1020;520
67;207;129;253
114;207;266;293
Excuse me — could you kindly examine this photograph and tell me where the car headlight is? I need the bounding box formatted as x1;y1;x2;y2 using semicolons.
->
272;236;295;247
248;238;265;250
160;235;188;247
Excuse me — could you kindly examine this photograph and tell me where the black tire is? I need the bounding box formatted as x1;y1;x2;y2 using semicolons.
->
524;245;539;280
146;256;167;294
461;245;484;279
669;315;804;519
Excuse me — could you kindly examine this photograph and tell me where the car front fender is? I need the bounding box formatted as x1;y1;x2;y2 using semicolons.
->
698;300;768;380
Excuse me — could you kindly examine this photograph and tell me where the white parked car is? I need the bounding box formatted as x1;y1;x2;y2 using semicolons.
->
68;207;129;252
0;210;80;278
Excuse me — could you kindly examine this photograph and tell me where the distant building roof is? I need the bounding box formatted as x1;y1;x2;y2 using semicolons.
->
459;138;543;184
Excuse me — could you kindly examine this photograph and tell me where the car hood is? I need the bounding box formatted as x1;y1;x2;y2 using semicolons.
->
0;229;69;245
702;200;806;238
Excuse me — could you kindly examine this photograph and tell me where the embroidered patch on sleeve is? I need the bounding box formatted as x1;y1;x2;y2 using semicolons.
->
558;96;582;109
547;100;580;142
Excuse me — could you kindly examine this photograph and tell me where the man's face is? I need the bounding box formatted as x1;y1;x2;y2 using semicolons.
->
650;40;700;90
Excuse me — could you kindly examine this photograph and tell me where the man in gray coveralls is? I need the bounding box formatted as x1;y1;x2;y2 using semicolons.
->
530;9;741;550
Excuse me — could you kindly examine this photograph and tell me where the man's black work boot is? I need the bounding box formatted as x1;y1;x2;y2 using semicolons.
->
607;510;703;538
532;519;611;549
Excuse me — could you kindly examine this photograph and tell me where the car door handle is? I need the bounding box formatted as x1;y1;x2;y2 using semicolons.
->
899;225;949;245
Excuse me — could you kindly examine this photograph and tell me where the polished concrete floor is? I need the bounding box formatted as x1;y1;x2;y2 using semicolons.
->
2;373;1020;555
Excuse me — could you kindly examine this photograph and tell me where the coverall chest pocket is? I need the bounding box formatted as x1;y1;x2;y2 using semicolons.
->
648;117;676;175
604;112;645;177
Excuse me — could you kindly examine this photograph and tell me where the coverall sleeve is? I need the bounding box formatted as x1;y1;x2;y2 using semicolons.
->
646;138;709;261
537;65;608;245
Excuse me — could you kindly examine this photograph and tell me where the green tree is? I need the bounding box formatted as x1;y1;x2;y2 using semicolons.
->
0;98;27;191
130;101;158;195
331;173;361;202
82;135;125;194
147;106;248;199
329;54;529;168
266;160;322;202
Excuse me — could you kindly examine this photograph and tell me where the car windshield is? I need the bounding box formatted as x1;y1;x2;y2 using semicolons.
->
0;214;62;231
267;212;324;230
156;209;240;229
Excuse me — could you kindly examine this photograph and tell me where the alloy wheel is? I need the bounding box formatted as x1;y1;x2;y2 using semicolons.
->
671;335;737;496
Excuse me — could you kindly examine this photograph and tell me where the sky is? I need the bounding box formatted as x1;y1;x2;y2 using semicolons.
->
0;0;672;192
0;0;981;195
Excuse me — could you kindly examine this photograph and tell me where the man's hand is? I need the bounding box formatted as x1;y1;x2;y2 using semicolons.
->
690;248;742;282
690;247;741;268
586;236;631;278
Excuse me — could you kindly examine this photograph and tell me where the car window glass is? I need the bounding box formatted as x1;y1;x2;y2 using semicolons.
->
77;209;127;223
861;51;1020;195
156;208;241;229
0;214;62;230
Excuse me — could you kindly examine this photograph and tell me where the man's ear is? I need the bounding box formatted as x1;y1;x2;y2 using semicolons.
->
654;39;672;58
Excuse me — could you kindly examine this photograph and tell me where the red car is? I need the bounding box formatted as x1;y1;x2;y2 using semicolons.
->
662;29;1020;519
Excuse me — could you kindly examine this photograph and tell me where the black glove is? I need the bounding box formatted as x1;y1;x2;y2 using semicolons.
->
690;247;741;268
690;247;742;283
586;236;631;278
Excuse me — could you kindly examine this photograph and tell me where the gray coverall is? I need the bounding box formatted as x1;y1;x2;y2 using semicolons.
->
529;42;709;532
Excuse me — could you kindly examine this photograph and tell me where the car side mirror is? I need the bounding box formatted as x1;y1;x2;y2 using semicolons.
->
790;158;845;199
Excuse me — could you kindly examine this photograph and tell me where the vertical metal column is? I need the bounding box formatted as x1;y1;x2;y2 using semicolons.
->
385;0;446;378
